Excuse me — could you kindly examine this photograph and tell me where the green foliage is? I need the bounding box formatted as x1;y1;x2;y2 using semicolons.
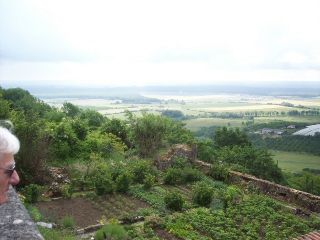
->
101;118;130;147
166;120;195;145
224;185;243;207
166;195;316;240
84;131;126;159
164;167;202;185
171;156;191;169
95;224;128;240
163;168;184;185
129;185;166;211
161;110;184;119
164;192;184;211
26;205;42;222
93;170;114;195
129;113;168;157
61;102;81;118
80;109;105;128
129;160;156;184
192;182;213;207
143;174;156;190
217;145;284;183
196;138;216;163
250;134;320;155
23;184;42;203
38;227;76;240
209;163;229;182
115;172;131;193
214;127;251;148
285;171;320;195
61;184;73;199
61;216;75;230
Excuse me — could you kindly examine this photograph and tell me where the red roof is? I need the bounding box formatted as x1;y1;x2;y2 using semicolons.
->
293;231;320;240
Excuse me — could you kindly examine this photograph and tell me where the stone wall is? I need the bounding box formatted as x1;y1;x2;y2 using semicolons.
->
154;144;197;170
194;159;320;213
0;186;43;240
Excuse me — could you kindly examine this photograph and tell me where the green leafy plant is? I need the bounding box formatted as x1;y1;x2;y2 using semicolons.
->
143;174;156;190
23;184;42;203
95;223;128;240
115;172;131;193
209;163;229;182
61;184;73;199
192;182;213;207
93;173;114;196
164;192;184;211
61;216;75;230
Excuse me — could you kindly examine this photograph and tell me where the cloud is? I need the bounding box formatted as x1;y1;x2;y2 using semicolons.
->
1;0;320;84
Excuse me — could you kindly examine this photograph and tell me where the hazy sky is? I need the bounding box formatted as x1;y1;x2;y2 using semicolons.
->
1;0;320;86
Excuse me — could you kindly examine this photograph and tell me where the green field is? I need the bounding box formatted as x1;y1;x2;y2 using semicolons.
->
271;150;320;172
183;118;244;131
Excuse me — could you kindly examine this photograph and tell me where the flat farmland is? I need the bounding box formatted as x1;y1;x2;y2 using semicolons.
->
42;94;320;121
271;150;320;172
183;118;244;131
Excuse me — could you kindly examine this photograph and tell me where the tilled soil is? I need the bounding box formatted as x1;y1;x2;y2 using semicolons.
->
36;197;103;228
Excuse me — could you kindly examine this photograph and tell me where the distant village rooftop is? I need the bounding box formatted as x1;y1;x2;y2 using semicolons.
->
293;124;320;136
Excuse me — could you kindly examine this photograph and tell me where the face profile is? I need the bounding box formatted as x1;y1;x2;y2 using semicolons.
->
0;126;20;204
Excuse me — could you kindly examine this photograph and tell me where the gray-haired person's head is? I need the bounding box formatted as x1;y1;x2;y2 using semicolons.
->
0;127;20;158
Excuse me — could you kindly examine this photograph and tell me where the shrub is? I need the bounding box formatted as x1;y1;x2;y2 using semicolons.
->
224;185;243;207
61;184;73;199
130;160;155;184
171;157;191;169
23;184;42;203
183;168;202;183
116;173;131;193
143;174;156;190
209;163;229;182
163;168;183;185
93;173;114;196
192;182;213;207
61;216;75;229
164;192;184;211
26;205;42;221
95;224;128;240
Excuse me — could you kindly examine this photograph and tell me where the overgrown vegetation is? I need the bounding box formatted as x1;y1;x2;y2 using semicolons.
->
1;86;320;240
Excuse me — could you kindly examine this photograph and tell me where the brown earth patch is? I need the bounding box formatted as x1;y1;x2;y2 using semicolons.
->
36;197;103;228
154;228;183;240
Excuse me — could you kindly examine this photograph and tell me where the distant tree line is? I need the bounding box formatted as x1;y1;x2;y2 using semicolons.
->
249;134;320;156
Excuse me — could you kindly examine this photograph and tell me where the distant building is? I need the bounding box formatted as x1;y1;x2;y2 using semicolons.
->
293;124;320;136
260;128;283;135
287;125;296;129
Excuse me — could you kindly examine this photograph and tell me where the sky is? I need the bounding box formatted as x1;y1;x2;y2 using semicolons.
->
1;0;320;87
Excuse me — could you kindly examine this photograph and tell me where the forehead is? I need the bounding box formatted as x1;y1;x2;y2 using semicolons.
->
0;153;15;168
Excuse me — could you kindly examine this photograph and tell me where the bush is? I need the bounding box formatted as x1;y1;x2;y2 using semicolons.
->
209;164;229;182
164;192;184;211
23;184;42;203
61;216;75;229
61;184;73;199
183;168;202;183
115;173;131;193
171;157;191;169
163;168;183;185
26;205;42;222
93;173;114;196
143;174;156;190
95;224;128;240
224;185;243;207
130;160;155;184
192;182;213;207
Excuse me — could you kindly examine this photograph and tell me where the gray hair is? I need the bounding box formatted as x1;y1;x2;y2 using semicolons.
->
0;127;20;156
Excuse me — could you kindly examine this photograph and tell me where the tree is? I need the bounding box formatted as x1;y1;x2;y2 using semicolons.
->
62;102;81;118
129;113;168;157
214;127;251;148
